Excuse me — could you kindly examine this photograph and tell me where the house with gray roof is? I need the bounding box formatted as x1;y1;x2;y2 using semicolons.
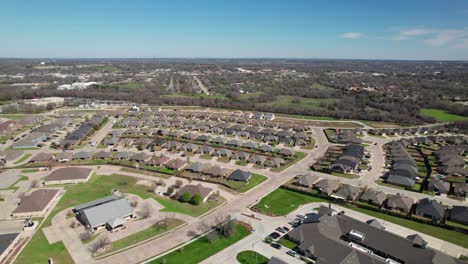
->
228;169;251;182
415;198;445;222
186;162;206;173
294;174;320;188
359;189;387;206
314;179;340;195
331;184;362;201
74;195;134;231
427;178;450;194
385;194;414;213
449;206;468;226
73;151;93;160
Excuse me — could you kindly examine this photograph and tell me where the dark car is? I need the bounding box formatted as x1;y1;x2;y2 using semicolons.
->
271;243;282;249
269;232;281;239
282;226;290;232
276;227;285;233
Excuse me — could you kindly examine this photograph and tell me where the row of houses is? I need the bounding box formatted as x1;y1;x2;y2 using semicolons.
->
384;141;419;188
292;174;467;225
11;119;69;149
329;144;365;173
61;115;106;147
434;144;468;177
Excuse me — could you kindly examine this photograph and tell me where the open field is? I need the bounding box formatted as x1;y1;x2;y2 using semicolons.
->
154;195;225;217
149;223;251;264
252;188;326;216
420;108;467;122
224;173;267;193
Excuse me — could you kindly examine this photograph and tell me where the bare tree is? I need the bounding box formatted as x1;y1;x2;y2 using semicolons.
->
139;202;153;218
89;236;111;254
79;231;92;242
30;179;40;188
175;180;183;188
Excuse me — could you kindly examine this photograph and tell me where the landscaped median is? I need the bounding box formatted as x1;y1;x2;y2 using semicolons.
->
236;250;269;264
148;222;252;264
252;186;468;248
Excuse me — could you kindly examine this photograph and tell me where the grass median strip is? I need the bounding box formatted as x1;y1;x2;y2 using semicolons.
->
236;250;269;264
149;223;251;264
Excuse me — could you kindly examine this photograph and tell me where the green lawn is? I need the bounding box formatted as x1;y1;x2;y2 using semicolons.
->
252;188;326;216
154;195;226;217
104;218;185;254
236;250;269;264
0;114;28;120
420;108;467;122
224;174;267;193
15;229;74;264
149;223;251;264
42;174;153;227
20;169;39;173
13;153;32;164
278;237;299;249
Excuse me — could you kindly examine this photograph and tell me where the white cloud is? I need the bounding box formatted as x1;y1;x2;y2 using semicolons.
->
393;28;434;40
454;39;468;49
341;32;363;39
424;29;468;46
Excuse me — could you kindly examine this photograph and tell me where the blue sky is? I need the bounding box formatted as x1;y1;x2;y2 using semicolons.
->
1;0;468;60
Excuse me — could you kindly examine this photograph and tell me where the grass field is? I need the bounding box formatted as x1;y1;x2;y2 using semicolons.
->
236;250;269;264
13;153;31;164
224;174;267;193
420;108;467;122
104;218;185;254
154;195;226;217
162;93;228;100
258;95;336;112
15;230;74;264
252;188;326;216
0;114;28;120
18;173;221;263
149;223;251;264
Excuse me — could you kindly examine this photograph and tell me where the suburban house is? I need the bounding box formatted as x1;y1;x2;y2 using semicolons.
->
449;206;468;226
294;174;321;188
329;144;364;173
385;194;414;213
331;184;362;201
227;169;252;182
166;159;187;171
427;178;450;194
11;189;60;218
29;152;55;163
174;183;214;203
414;198;445;222
359;189;387;206
43;167;93;185
55;152;73;163
314;179;340;195
73;195;134;231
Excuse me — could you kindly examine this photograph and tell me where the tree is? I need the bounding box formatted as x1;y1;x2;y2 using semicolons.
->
175;180;183;188
167;186;175;195
80;231;92;242
30;179;40;188
180;192;192;203
139;202;153;218
191;193;202;205
89;236;111;254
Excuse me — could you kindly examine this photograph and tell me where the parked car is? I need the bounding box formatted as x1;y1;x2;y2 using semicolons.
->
271;243;282;249
287;250;297;257
269;232;281;239
276;227;285;233
282;226;290;232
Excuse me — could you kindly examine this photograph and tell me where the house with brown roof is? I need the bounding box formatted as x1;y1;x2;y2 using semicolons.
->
166;159;187;171
12;189;60;218
43;167;93;185
29;152;55;163
314;179;340;195
174;183;214;203
385;194;414;213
